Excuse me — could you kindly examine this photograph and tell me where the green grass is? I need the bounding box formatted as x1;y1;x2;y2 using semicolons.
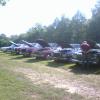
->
0;51;99;100
0;68;33;100
0;67;84;100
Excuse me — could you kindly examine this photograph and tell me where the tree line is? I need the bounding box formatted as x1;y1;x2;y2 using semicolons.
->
10;11;87;44
0;0;100;47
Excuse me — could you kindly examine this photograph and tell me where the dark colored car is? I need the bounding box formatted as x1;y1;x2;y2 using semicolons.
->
53;43;81;62
53;48;75;62
75;49;100;65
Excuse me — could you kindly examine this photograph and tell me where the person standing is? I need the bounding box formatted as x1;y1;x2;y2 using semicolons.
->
81;41;91;53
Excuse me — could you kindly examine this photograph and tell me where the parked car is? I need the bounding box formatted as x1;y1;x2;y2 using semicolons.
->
1;41;20;53
21;40;43;57
75;48;100;65
33;47;54;59
33;39;66;59
14;44;29;55
74;42;100;66
53;43;81;62
33;40;56;59
1;44;16;52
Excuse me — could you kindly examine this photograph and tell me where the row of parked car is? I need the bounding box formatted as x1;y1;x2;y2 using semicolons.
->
1;39;100;66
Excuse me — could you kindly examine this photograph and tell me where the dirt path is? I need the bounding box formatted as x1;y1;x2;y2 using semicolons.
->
14;67;100;100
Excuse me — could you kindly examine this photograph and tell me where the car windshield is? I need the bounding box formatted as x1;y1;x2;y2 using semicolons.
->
70;44;80;48
10;44;18;47
34;43;43;49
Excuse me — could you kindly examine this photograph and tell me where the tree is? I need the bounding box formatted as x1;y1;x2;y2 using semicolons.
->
87;0;100;42
26;24;46;42
55;16;72;43
0;0;8;6
71;11;87;43
8;12;88;44
0;34;10;47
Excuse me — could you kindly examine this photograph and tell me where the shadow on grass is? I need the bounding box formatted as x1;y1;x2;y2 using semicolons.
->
9;55;28;60
69;64;100;75
47;60;71;67
2;52;12;55
7;53;20;56
25;58;45;63
47;60;100;74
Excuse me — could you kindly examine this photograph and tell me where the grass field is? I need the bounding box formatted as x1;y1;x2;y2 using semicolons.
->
0;51;100;100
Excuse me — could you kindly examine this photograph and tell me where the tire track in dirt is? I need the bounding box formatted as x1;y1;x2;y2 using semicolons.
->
14;67;100;100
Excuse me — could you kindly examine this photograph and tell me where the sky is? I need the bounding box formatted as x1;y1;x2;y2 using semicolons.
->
0;0;98;36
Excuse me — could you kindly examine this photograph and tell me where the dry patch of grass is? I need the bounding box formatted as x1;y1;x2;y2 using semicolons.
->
0;52;100;100
13;67;100;100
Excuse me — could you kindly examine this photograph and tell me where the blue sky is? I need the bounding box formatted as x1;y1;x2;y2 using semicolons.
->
0;0;97;36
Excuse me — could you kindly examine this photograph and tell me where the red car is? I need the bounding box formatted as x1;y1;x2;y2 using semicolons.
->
22;39;49;57
34;47;53;59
